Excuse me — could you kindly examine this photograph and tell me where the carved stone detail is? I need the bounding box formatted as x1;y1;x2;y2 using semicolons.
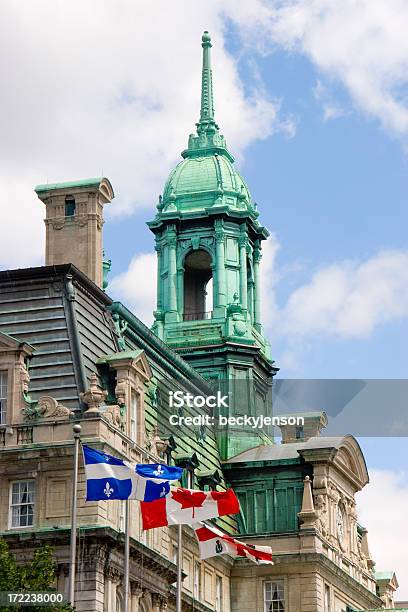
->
80;373;107;413
314;494;329;538
115;377;127;407
147;426;168;457
104;405;122;429
21;363;30;395
38;396;71;418
111;312;128;351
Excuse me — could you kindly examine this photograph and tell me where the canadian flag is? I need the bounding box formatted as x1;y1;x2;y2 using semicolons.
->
141;487;240;530
194;522;273;564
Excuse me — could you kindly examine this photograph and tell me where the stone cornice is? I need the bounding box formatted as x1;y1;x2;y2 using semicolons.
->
1;525;178;585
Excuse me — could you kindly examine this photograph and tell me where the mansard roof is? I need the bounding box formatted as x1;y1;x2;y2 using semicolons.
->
0;263;233;530
227;434;369;489
0;263;210;408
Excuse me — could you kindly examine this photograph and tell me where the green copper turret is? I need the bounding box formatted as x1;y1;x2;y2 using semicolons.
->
148;32;277;459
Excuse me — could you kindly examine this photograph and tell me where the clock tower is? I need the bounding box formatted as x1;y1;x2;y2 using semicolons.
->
148;32;277;459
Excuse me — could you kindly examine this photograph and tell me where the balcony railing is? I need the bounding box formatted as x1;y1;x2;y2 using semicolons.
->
183;311;212;322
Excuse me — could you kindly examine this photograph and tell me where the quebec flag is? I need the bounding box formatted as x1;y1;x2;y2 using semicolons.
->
83;445;183;502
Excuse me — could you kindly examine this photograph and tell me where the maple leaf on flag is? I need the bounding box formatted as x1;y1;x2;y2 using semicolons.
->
171;488;206;517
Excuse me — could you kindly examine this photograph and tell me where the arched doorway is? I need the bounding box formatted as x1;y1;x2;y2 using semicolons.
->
183;249;213;320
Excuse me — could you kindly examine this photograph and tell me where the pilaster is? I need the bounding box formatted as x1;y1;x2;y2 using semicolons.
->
214;221;226;316
253;242;262;332
166;226;179;322
239;233;248;311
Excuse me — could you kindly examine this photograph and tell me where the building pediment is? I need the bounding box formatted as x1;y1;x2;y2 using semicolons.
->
332;435;369;490
97;349;152;382
0;331;34;356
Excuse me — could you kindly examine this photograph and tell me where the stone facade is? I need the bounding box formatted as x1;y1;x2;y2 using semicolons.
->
0;337;232;612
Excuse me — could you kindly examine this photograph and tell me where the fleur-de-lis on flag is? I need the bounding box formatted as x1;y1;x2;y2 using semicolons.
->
104;482;114;498
153;465;164;477
160;487;167;497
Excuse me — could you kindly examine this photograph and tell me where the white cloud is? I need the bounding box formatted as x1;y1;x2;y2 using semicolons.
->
255;246;408;371
0;0;286;269
278;250;408;339
357;468;408;599
313;80;347;121
0;174;44;269
267;0;408;137
109;252;157;326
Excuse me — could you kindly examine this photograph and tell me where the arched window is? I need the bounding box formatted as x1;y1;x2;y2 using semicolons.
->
183;250;213;321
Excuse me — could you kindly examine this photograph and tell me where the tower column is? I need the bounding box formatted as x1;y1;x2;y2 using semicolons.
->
177;265;184;317
166;227;179;322
214;226;226;315
239;235;248;311
155;245;162;311
253;242;262;331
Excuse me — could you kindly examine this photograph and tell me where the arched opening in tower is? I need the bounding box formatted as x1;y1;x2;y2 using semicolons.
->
183;249;213;321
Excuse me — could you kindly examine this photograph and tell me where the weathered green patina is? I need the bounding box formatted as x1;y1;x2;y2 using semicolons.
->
148;32;277;459
34;177;109;194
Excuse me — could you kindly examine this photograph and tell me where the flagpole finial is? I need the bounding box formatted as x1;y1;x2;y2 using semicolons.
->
73;423;82;436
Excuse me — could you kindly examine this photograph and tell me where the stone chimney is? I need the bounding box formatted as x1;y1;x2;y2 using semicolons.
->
35;177;114;288
278;411;328;444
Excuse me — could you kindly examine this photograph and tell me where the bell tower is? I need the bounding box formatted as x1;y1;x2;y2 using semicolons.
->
148;32;277;459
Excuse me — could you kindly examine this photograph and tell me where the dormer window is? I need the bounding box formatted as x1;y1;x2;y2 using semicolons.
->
0;333;35;427
65;196;76;217
96;348;152;446
0;371;7;424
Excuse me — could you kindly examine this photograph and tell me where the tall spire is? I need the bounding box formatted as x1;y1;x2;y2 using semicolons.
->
198;31;217;133
183;31;231;159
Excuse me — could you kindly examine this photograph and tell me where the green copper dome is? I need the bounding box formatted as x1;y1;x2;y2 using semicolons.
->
159;31;254;215
162;154;252;212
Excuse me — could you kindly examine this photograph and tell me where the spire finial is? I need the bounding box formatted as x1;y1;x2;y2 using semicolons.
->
183;31;231;157
198;30;217;133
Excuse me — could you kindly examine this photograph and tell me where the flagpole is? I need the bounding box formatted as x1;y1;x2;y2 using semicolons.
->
68;423;81;606
176;471;192;612
176;524;182;612
124;499;130;612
